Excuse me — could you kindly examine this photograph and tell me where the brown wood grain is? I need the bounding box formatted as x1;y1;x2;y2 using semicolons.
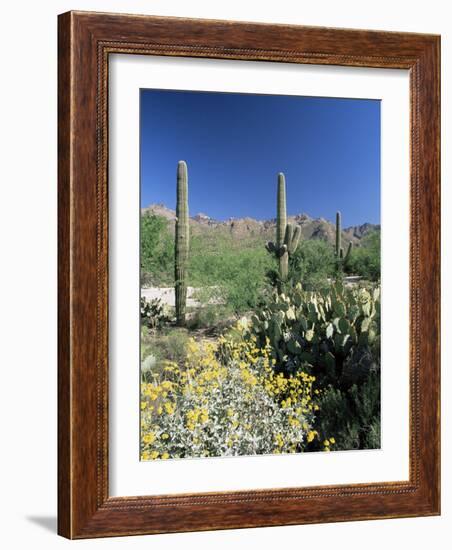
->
57;10;72;539
58;11;440;539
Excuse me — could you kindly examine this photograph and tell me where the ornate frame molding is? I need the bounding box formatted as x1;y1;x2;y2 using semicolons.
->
58;11;440;538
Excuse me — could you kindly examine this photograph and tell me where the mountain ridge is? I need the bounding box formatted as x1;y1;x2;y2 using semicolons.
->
142;203;379;246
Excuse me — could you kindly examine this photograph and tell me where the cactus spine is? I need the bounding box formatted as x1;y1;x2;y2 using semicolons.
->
266;173;301;286
175;161;189;325
335;211;352;275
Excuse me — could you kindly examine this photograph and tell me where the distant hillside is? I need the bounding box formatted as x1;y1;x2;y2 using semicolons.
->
142;203;379;247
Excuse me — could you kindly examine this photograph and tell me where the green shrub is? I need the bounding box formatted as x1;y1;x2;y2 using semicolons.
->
141;328;190;377
141;213;174;286
186;304;236;332
315;372;380;450
346;230;380;281
288;239;336;290
188;234;273;314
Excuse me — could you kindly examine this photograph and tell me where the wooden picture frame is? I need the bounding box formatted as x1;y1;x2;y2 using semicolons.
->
58;11;440;539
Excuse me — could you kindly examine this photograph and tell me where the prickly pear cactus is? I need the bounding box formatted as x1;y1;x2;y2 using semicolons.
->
175;160;189;325
249;281;380;386
266;173;301;285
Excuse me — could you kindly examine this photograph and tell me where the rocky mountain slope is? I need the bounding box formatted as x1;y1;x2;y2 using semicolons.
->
142;203;379;246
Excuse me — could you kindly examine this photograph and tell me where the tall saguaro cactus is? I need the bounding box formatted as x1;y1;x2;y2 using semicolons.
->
175;160;189;325
276;172;287;253
335;211;352;275
266;173;301;286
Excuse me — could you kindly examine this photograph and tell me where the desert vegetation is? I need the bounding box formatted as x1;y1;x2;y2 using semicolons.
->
140;161;381;460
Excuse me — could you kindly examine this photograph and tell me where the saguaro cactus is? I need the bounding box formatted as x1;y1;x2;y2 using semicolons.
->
175;160;189;325
276;172;287;253
335;211;352;275
266;173;301;285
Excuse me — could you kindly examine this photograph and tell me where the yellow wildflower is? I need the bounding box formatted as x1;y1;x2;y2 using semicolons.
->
164;401;175;415
142;432;156;444
199;408;209;423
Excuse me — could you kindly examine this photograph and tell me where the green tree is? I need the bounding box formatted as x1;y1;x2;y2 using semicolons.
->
288;239;336;290
140;213;174;286
346;230;380;281
188;234;273;314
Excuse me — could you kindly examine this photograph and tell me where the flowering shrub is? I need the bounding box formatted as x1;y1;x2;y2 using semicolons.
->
140;327;324;460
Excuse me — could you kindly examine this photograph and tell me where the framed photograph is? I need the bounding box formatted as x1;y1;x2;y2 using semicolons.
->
58;11;440;538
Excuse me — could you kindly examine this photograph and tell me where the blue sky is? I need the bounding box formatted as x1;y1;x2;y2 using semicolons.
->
140;89;380;226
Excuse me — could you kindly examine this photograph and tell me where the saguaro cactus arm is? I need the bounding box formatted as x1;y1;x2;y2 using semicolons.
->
344;241;353;262
285;223;301;255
